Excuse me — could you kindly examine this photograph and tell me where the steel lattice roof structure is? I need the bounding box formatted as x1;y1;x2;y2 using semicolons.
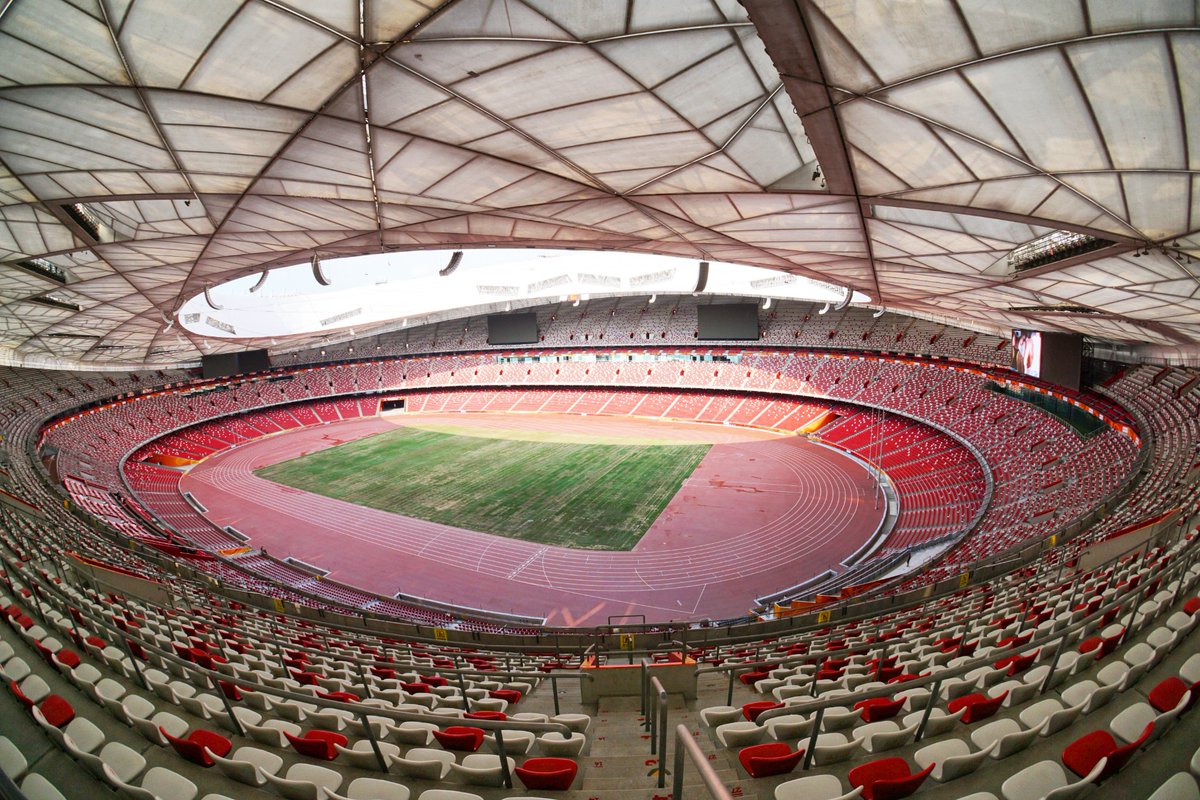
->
0;0;1197;368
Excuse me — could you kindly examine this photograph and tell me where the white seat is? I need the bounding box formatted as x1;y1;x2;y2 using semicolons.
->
857;720;917;753
990;679;1037;707
0;736;28;781
715;721;765;748
390;721;438;746
245;718;302;747
1001;757;1106;800
1148;773;1200;800
810;732;863;766
700;705;743;727
1060;679;1117;714
1019;697;1085;737
390;747;456;781
819;706;860;732
915;737;996;782
448;754;515;787
537;731;586;756
210;746;284;786
328;777;411;800
765;713;813;741
1097;660;1140;692
77;741;146;786
261;764;344;800
1182;653;1200;684
415;791;484;800
1148;626;1179;655
970;717;1040;759
334;740;400;771
17;674;52;705
20;774;68;800
484;729;535;755
775;774;863;800
1112;695;1187;744
114;766;199;800
903;707;965;737
550;713;590;734
61;715;106;754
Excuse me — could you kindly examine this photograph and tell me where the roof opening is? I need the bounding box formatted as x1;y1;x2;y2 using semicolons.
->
1007;230;1113;273
28;293;83;312
13;258;68;285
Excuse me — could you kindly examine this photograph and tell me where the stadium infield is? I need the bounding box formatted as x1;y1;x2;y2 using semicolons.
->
254;427;709;550
181;413;884;623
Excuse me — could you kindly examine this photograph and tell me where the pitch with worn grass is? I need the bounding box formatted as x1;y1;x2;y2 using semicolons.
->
254;427;709;550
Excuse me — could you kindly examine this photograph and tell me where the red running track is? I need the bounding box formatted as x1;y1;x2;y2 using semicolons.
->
181;413;883;624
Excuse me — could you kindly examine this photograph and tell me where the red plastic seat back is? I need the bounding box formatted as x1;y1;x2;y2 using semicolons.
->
738;742;804;778
165;730;216;767
742;701;783;722
38;695;76;728
432;726;484;752
514;757;579;790
856;697;904;722
285;729;348;760
873;763;934;800
1149;677;1188;713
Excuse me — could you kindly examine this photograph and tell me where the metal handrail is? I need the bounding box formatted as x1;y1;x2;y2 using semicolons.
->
647;675;669;788
671;723;733;800
0;769;27;800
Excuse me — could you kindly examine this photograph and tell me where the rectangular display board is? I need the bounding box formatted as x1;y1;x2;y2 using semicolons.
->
1011;329;1082;390
487;312;538;345
697;303;760;341
201;349;270;379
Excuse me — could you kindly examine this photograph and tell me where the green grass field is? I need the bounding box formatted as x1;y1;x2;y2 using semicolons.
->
254;427;709;550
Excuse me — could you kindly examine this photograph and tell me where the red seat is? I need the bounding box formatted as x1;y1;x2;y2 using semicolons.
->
38;695;76;728
164;728;233;767
465;710;507;722
1062;723;1152;780
51;649;81;671
432;726;485;752
421;674;448;688
995;649;1039;676
217;680;243;701
1079;629;1123;660
742;701;783;722
514;757;579;790
490;689;521;704
947;691;1006;724
737;742;804;778
740;669;771;686
284;730;349;760
290;671;320;686
856;697;904;722
848;757;934;800
317;690;359;703
1183;597;1200;615
401;682;431;694
1149;676;1200;712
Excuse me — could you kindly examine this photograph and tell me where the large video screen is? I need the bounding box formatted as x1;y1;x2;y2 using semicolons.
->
697;303;760;341
1012;329;1082;390
487;312;538;345
201;349;270;379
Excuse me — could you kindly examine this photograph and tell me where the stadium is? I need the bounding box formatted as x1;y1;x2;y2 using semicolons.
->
1;3;1200;800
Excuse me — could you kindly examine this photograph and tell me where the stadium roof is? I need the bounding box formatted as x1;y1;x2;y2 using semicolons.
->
0;0;1197;368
